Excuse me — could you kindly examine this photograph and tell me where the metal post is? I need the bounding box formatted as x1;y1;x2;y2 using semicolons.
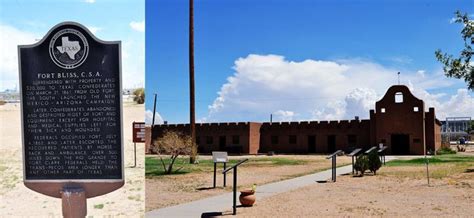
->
333;156;336;182
233;167;237;215
223;162;226;187
152;94;157;127
213;163;216;188
423;105;429;186
351;156;355;174
133;142;137;168
62;187;87;218
426;158;430;185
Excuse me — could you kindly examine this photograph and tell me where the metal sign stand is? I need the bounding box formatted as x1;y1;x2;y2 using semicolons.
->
133;142;137;168
61;187;86;218
213;162;227;188
132;121;146;168
326;150;343;182
377;146;388;165
222;159;249;215
347;148;362;174
365;146;377;154
212;151;229;188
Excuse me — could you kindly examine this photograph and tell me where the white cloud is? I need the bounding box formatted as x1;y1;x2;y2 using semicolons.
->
129;21;145;32
387;56;412;64
84;0;95;3
0;24;37;91
273;110;296;121
416;70;426;78
145;109;163;125
203;54;474;122
121;39;144;89
87;26;101;35
408;83;474;119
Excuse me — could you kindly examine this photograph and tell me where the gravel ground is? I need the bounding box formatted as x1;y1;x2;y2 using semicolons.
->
234;164;474;217
146;155;352;211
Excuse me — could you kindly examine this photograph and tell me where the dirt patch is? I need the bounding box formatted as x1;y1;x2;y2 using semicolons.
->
0;103;145;216
145;155;351;211
235;164;474;216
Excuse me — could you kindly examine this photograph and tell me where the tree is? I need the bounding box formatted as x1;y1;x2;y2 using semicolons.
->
435;11;474;90
152;131;193;174
133;88;145;104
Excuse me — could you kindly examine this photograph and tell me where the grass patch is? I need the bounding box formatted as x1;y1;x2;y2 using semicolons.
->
436;147;457;155
386;155;474;166
128;194;142;201
146;156;306;177
381;154;474;179
0;165;7;172
93;204;104;209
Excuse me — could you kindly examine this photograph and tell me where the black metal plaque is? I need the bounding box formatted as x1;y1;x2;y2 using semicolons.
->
19;22;123;181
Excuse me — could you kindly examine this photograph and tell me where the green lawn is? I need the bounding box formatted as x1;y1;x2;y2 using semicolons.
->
145;156;307;177
386;154;474;166
381;154;474;179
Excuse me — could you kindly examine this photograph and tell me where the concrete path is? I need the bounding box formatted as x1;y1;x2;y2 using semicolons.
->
146;156;397;217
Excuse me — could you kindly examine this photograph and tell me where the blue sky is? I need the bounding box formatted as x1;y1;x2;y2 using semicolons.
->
0;0;144;90
146;0;473;124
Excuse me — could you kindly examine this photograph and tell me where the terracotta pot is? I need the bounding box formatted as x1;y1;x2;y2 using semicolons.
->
239;190;256;206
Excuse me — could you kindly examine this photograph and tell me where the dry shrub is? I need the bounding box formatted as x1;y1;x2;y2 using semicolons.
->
152;131;192;174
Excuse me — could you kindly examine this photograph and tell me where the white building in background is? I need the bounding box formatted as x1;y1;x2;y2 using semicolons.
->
441;117;472;141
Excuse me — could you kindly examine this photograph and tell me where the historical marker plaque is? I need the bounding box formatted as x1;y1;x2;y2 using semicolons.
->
19;22;124;198
132;122;146;143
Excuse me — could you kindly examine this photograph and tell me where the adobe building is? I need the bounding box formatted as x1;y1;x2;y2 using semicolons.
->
149;85;442;155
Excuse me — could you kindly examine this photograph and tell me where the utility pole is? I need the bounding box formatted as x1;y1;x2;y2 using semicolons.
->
189;0;197;163
423;102;430;185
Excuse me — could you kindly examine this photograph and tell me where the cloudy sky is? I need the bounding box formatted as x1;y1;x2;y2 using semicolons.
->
0;0;144;91
145;0;473;124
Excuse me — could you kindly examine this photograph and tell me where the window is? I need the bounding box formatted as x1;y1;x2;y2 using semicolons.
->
206;136;213;144
232;135;240;144
381;108;386;113
271;135;279;145
395;92;403;103
289;135;297;144
413;107;419;112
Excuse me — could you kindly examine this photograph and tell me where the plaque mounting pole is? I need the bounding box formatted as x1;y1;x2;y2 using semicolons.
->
61;187;87;218
133;142;137;168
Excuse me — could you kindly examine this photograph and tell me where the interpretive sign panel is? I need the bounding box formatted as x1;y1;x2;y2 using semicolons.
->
132;122;146;143
19;22;123;197
212;151;228;163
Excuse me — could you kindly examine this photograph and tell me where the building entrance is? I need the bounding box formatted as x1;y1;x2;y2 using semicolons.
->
391;134;410;154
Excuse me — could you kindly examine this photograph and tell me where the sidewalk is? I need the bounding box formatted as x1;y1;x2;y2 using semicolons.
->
146;156;397;217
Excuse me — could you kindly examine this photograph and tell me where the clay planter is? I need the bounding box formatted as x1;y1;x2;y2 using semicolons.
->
239;190;256;206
